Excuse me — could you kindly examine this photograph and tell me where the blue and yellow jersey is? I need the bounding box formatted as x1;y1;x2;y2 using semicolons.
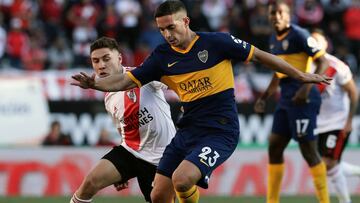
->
269;24;325;105
127;32;254;131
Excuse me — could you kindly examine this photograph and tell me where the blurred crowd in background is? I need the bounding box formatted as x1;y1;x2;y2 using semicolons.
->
1;0;360;146
0;0;359;74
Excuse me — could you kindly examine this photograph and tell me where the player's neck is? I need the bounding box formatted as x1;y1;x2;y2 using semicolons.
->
179;31;197;50
276;25;290;36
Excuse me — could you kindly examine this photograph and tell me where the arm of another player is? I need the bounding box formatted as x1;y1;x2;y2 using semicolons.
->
251;47;331;84
71;72;138;92
291;55;329;105
254;73;279;114
343;78;359;133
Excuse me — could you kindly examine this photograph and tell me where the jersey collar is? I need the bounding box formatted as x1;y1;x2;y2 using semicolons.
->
171;35;199;54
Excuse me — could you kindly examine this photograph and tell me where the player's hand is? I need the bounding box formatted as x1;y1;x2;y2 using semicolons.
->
292;86;310;105
71;72;96;89
254;98;266;114
113;181;129;191
301;73;332;85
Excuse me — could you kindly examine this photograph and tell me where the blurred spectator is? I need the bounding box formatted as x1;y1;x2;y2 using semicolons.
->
6;18;29;69
189;0;211;32
138;21;164;51
296;0;324;29
343;0;360;63
47;35;73;70
335;42;359;75
321;0;351;19
249;3;272;50
96;128;115;147
66;0;100;29
0;13;6;63
97;3;119;39
201;0;228;31
39;0;65;45
42;121;73;146
22;36;47;71
9;0;36;31
72;19;98;67
133;43;151;67
115;0;142;50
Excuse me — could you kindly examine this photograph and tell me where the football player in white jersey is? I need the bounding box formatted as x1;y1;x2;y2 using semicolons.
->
312;30;360;203
70;37;176;203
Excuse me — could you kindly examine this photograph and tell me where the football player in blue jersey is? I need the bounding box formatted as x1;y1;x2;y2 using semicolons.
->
72;1;331;203
254;1;330;203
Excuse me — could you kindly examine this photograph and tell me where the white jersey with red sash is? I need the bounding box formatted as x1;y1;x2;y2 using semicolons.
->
104;67;176;165
317;54;353;133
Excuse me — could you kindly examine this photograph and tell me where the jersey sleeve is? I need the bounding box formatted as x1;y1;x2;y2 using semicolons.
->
127;51;162;87
297;29;325;59
215;32;255;63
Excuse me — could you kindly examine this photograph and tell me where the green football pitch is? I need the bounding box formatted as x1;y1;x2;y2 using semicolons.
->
1;196;360;203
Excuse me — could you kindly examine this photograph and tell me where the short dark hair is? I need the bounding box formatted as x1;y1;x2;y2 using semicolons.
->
90;37;120;54
154;0;187;18
268;0;291;12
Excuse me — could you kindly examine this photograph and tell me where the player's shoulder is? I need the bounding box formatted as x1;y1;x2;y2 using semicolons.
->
290;24;310;38
153;42;172;53
326;53;351;72
197;31;232;42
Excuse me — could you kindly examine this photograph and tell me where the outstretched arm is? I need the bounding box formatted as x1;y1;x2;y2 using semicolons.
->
251;47;331;84
291;55;329;105
71;72;138;92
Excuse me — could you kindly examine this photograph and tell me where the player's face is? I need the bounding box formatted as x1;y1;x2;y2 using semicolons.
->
156;12;189;48
91;48;122;78
268;3;290;33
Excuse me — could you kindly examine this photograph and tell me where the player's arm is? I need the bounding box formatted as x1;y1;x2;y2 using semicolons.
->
251;47;331;84
254;73;279;114
342;78;359;133
71;72;138;92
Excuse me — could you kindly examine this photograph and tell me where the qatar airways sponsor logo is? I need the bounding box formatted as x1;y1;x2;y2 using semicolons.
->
179;77;213;94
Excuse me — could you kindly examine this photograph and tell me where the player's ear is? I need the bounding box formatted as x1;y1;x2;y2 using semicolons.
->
118;53;122;64
183;16;190;27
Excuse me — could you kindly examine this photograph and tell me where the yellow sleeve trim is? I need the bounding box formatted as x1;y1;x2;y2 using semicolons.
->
245;45;255;63
126;72;142;87
313;50;325;60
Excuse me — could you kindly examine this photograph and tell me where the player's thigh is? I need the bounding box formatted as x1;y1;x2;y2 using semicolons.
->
271;106;291;138
157;130;188;181
184;132;238;189
318;130;350;161
288;104;319;141
84;159;121;189
101;146;138;183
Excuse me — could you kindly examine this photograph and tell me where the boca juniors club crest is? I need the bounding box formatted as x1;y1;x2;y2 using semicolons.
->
282;40;289;51
126;90;137;103
197;50;208;63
